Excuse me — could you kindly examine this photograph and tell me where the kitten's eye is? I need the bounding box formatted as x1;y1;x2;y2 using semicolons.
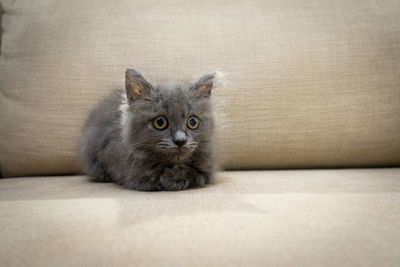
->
153;116;168;130
187;116;200;130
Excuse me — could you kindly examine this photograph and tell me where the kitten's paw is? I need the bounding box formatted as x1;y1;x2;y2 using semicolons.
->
160;165;192;191
122;176;163;191
195;174;206;187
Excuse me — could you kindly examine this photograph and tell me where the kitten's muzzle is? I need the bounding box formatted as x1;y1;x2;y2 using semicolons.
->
173;138;187;148
173;130;187;148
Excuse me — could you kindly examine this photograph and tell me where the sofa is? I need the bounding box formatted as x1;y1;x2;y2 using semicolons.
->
0;0;399;266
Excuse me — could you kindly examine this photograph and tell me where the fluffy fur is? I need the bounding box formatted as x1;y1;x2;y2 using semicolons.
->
79;68;219;191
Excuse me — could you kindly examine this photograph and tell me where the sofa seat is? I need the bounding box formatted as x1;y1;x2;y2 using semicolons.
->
1;168;399;266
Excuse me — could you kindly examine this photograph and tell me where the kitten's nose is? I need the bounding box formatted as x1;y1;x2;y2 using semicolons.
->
173;138;187;148
173;130;187;147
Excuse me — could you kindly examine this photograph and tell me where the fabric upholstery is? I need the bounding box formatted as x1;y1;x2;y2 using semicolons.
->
1;169;399;266
1;0;400;177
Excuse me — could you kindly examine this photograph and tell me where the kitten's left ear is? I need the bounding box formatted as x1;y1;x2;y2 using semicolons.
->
191;71;221;98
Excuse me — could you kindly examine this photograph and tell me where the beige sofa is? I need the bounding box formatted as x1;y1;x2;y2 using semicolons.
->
0;0;399;266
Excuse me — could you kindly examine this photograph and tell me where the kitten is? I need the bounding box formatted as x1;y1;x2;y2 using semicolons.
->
79;68;219;191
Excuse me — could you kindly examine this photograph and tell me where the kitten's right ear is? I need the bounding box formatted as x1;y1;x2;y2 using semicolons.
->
125;68;153;102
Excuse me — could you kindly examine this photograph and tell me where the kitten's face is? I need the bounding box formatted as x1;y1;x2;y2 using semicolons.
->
123;69;217;162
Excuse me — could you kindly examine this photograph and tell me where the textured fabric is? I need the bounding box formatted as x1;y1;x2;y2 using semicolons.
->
1;0;400;177
0;169;400;266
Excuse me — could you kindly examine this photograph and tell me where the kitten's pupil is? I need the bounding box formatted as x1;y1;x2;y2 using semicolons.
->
156;118;164;127
187;116;199;130
153;116;168;130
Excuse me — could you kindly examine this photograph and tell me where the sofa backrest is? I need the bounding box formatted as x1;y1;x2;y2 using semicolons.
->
1;0;399;177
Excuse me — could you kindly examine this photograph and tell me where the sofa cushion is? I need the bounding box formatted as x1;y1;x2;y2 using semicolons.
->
1;169;399;266
1;0;400;177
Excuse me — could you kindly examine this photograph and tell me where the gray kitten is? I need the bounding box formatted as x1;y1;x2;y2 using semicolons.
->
79;68;218;191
